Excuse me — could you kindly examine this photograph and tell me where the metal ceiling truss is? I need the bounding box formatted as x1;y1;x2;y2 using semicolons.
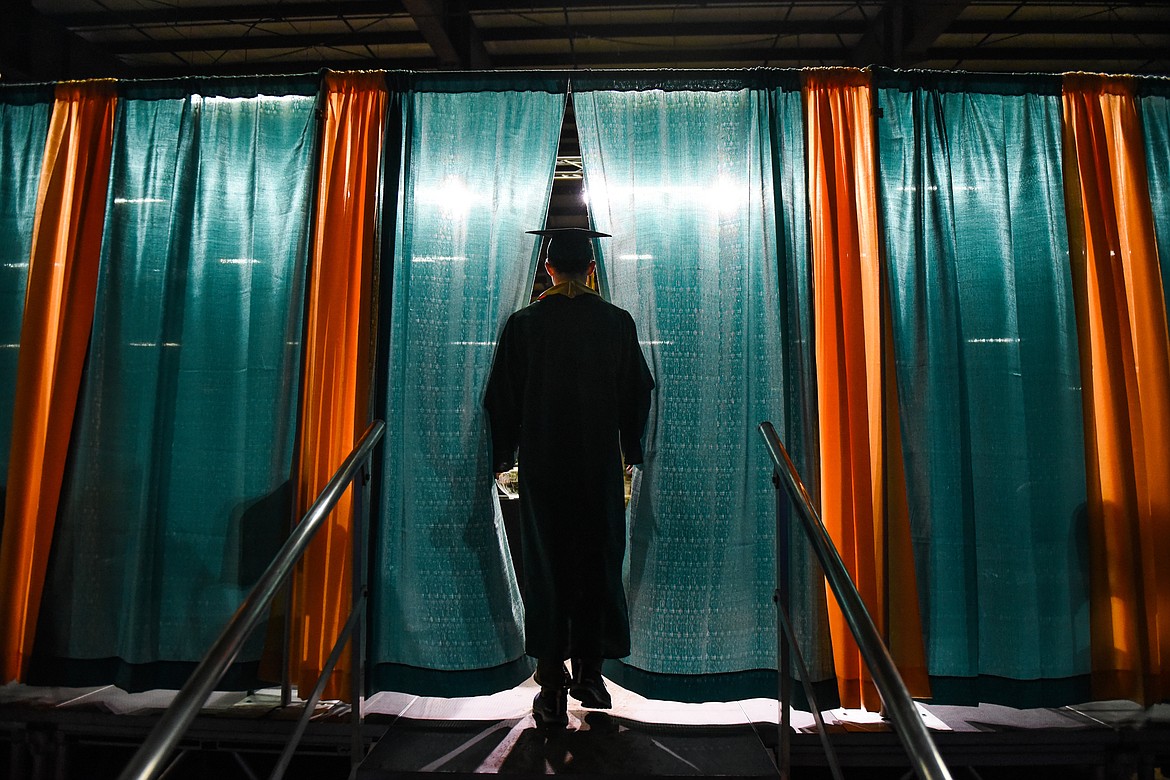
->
5;0;1169;82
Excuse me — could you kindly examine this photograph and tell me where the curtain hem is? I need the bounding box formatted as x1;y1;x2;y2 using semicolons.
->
368;657;534;699
603;662;840;709
26;657;267;695
926;675;1093;708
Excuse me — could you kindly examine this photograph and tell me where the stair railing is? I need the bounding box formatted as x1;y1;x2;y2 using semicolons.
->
118;419;386;780
758;421;952;780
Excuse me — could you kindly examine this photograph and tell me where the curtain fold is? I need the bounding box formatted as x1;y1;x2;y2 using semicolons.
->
876;76;1091;702
1062;73;1170;705
370;84;563;695
1142;91;1170;334
0;97;52;512
803;69;928;709
33;85;317;692
0;81;116;682
768;84;834;690
574;84;792;691
291;72;387;701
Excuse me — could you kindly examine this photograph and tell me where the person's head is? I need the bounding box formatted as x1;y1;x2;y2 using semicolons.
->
527;227;610;282
544;232;595;279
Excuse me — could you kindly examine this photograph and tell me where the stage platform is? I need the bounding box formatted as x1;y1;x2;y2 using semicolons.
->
2;678;1167;779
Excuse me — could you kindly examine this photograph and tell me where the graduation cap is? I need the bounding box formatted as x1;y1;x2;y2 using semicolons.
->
527;227;610;271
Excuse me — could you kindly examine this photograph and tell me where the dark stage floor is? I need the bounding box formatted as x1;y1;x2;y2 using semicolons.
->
2;679;1168;779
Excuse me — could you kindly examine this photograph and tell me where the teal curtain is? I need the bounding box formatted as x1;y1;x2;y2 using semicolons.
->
0;93;52;513
574;80;818;700
1140;90;1170;317
33;83;318;691
875;74;1091;705
371;81;565;695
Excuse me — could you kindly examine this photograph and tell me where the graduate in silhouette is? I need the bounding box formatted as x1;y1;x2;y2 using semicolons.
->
485;227;654;728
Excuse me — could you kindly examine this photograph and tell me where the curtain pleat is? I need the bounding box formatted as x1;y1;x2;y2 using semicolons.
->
1062;74;1170;704
32;87;317;692
291;72;387;701
803;69;928;709
0;98;52;509
768;84;835;690
1142;92;1170;341
0;81;116;682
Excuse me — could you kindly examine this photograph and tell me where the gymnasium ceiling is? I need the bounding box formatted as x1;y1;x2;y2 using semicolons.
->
5;1;1170;83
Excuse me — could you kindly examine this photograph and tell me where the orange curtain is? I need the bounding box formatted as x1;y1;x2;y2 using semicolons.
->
803;68;929;709
0;81;117;682
1062;74;1170;705
289;71;387;701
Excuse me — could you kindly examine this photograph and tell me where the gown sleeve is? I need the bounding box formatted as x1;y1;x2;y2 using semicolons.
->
618;312;655;465
484;314;525;472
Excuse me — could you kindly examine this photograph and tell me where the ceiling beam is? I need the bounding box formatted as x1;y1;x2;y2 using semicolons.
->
402;0;491;68
468;0;853;9
113;30;422;55
482;19;870;42
110;18;871;55
927;45;1170;63
490;46;850;68
52;1;406;29
949;18;1170;36
851;0;970;66
141;55;438;78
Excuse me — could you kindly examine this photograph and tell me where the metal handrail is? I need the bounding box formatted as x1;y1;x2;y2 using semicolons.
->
758;421;952;780
118;419;387;780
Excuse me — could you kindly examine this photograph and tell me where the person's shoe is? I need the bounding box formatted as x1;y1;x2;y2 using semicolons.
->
569;658;612;709
532;659;569;728
532;686;569;729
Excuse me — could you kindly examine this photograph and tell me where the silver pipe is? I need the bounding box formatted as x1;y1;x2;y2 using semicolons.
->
268;591;367;780
118;420;386;780
350;462;369;775
775;471;792;780
774;594;844;780
757;421;952;780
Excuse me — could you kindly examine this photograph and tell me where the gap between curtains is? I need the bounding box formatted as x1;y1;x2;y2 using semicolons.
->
290;71;387;701
0;81;116;682
1061;73;1170;705
803;68;929;709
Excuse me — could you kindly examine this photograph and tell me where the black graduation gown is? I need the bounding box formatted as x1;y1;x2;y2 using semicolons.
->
484;282;654;660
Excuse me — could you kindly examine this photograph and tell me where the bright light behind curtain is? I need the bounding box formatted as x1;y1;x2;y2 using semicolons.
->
0;82;116;683
290;72;386;703
803;69;928;710
876;74;1091;706
1062;74;1170;705
371;80;564;695
0;95;51;512
33;83;317;691
574;81;793;697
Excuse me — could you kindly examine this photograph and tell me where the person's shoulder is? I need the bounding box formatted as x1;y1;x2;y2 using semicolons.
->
594;297;637;323
503;298;555;331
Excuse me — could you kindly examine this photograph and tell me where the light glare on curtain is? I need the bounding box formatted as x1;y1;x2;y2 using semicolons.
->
576;86;788;682
370;86;564;693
